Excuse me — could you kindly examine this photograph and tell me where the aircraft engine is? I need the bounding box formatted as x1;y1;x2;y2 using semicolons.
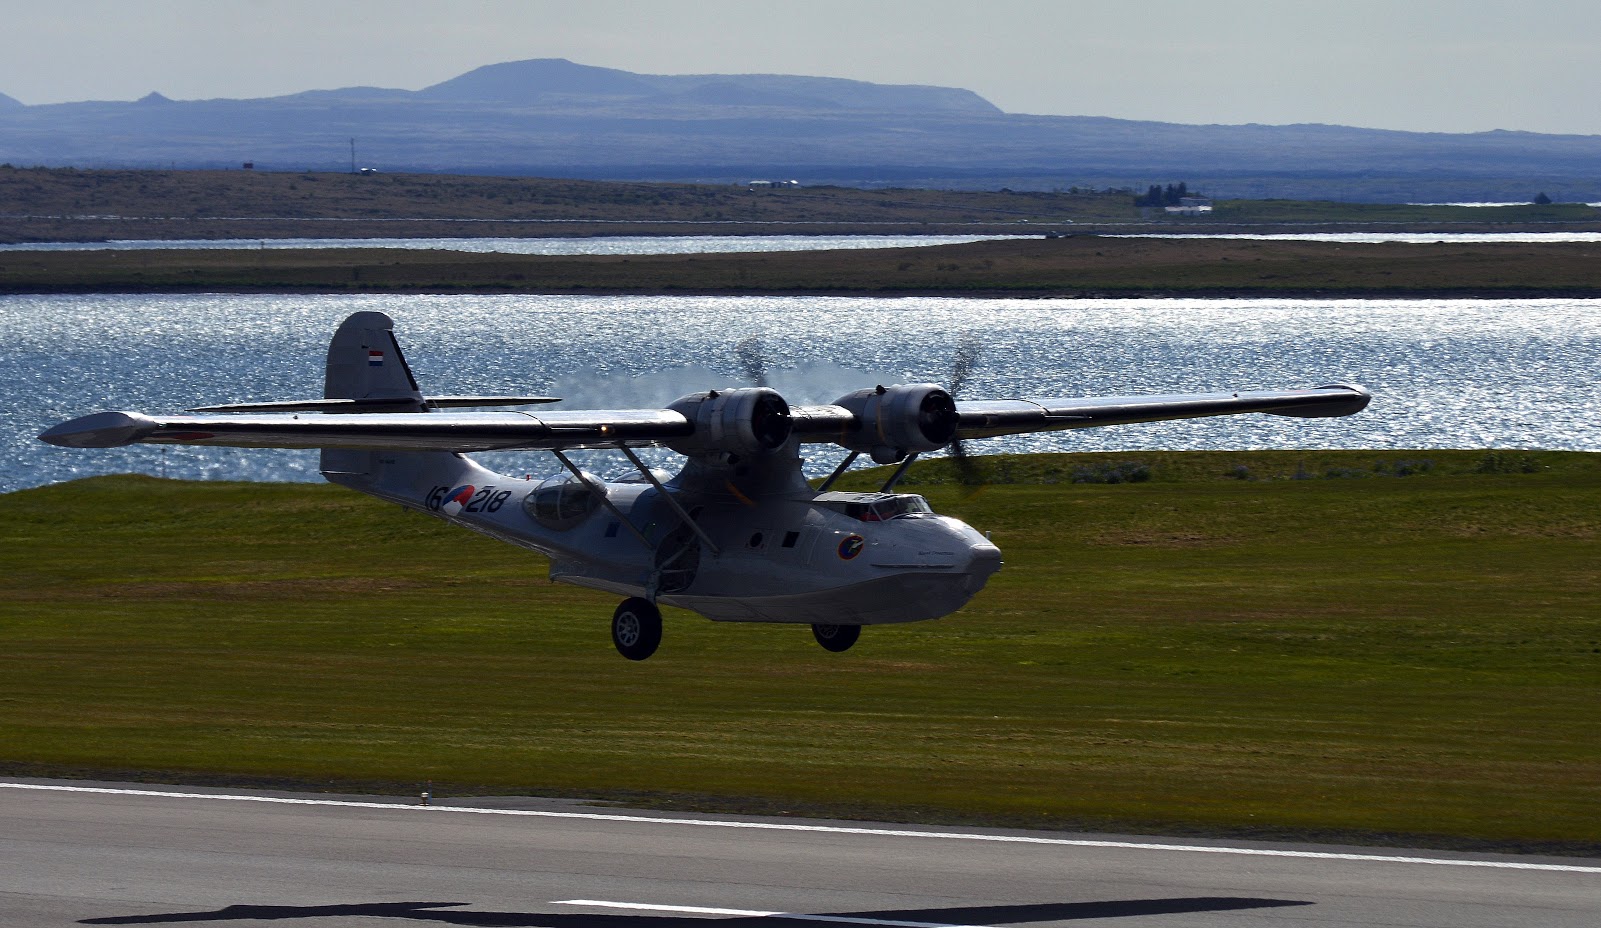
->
666;387;793;461
833;383;959;464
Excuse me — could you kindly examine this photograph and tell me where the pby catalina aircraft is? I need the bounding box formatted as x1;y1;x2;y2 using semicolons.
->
42;312;1371;660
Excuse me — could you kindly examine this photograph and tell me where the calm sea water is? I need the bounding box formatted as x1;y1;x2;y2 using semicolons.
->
1118;232;1601;244
1114;230;1601;243
0;234;1026;255
7;294;1599;492
7;231;1601;253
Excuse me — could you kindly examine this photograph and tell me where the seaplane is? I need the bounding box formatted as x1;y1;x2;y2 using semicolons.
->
41;312;1370;659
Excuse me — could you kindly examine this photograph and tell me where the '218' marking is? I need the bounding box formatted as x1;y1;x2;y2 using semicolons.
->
425;484;511;515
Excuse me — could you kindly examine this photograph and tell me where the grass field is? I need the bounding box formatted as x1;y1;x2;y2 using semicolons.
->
6;236;1601;297
0;167;1125;242
5;168;1599;244
3;450;1597;854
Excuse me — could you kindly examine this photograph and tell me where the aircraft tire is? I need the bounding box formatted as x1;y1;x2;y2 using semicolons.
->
612;597;663;661
811;622;861;653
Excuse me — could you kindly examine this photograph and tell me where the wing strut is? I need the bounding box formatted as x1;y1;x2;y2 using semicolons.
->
880;453;921;493
616;445;721;558
550;450;653;551
817;451;861;492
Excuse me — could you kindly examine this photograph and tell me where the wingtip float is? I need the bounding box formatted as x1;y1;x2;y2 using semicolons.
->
39;411;161;448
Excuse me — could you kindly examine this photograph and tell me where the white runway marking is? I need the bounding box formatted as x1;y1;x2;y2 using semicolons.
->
4;781;1598;875
555;899;987;928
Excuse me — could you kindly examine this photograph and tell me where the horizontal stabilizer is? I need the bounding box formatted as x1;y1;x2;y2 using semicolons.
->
427;396;563;409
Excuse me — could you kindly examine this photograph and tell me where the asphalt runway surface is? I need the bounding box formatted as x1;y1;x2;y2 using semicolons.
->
3;779;1598;927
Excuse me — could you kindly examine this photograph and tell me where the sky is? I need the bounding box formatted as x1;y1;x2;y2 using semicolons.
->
2;0;1598;135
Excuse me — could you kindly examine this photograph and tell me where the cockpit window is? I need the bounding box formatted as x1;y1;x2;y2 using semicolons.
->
523;471;603;530
608;466;674;485
879;495;932;518
813;492;931;522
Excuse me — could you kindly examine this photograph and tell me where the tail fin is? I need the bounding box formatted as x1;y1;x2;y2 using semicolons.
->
323;311;426;411
320;312;427;482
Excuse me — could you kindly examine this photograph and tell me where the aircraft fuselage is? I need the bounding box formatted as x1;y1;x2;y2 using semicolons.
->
329;448;1001;627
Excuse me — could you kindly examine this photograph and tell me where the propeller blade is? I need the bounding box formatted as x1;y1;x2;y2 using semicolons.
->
736;336;768;388
948;434;987;495
949;337;981;398
948;336;985;495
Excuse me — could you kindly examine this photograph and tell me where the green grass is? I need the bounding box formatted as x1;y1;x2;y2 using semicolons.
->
3;451;1599;854
8;237;1601;296
6;169;1600;247
0;167;1126;243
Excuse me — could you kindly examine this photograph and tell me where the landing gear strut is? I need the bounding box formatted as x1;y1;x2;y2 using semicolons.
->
811;622;861;653
612;597;663;661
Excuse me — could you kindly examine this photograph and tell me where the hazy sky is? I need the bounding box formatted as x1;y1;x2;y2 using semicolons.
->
3;0;1598;135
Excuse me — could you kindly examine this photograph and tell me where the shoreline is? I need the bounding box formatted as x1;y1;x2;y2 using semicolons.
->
5;236;1601;297
8;284;1601;299
6;218;1601;246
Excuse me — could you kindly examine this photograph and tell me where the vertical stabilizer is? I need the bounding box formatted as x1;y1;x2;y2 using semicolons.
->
323;311;426;410
320;311;429;482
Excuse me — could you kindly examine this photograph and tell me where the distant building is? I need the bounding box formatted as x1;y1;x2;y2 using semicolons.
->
1165;196;1214;215
747;179;800;189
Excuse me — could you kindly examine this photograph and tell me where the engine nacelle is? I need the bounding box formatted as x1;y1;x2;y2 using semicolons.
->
832;383;959;464
666;387;793;461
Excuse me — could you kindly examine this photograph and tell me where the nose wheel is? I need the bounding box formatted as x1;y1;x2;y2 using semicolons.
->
612;597;663;660
811;622;861;652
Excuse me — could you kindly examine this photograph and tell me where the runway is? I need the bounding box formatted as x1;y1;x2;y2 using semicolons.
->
3;780;1597;927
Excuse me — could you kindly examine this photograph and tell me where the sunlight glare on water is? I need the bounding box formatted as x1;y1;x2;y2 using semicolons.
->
0;234;1027;255
5;294;1598;491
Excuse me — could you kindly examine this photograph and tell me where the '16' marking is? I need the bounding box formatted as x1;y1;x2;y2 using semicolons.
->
426;485;511;515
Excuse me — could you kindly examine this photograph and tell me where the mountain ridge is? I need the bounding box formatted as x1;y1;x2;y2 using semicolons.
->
2;58;1598;201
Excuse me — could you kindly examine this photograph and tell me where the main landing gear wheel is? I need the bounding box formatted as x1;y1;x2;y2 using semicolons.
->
612;597;662;661
811;622;861;653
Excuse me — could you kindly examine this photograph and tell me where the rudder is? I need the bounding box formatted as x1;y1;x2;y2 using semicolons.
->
320;311;429;482
323;311;426;410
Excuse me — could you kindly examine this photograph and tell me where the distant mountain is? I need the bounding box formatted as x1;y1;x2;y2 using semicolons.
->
419;59;662;102
410;59;1000;114
0;92;22;109
1;58;1598;201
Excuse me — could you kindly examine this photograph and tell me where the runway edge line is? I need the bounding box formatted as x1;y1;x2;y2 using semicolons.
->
4;781;1598;874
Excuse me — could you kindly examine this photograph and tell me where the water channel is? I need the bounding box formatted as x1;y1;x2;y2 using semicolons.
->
7;293;1597;493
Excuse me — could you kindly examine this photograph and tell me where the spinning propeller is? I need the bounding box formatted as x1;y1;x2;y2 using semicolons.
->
945;337;988;493
731;332;986;492
735;336;769;389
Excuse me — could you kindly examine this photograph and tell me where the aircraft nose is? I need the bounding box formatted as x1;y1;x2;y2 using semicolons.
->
964;541;1003;591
